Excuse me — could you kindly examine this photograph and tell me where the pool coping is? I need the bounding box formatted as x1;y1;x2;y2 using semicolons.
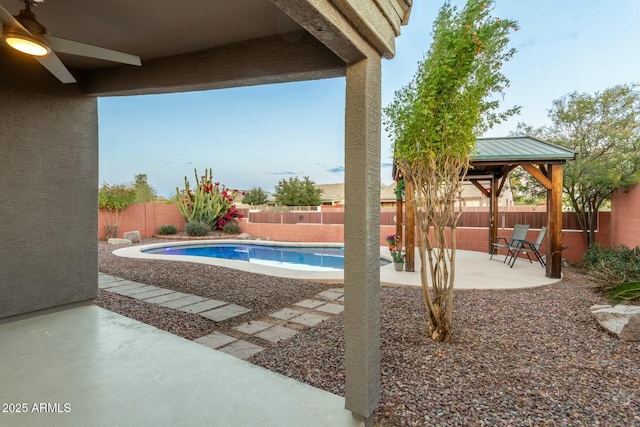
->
113;240;373;282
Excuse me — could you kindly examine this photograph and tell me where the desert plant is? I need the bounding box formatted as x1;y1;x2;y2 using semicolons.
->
185;221;210;237
176;168;243;230
222;221;241;235
157;224;178;235
608;282;640;305
583;244;640;291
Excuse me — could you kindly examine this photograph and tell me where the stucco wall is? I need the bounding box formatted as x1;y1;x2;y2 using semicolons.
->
611;184;640;248
0;46;98;319
98;203;186;240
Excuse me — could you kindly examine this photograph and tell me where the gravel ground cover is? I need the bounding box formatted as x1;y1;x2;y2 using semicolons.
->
98;239;639;426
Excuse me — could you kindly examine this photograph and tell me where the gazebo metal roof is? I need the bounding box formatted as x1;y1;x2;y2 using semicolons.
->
469;136;576;179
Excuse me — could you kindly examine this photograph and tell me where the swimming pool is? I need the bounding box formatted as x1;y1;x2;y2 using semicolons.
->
143;243;349;271
113;240;392;280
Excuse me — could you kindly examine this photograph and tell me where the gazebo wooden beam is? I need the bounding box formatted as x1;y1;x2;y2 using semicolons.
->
470;180;490;197
522;164;552;189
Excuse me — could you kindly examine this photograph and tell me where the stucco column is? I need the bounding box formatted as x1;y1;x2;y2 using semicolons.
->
344;54;382;425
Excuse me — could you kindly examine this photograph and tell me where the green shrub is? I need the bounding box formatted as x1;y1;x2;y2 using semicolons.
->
583;244;640;291
157;224;177;235
222;221;240;235
608;281;640;305
185;221;210;237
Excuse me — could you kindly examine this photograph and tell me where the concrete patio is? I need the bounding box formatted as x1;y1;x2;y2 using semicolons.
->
0;304;360;427
380;248;561;289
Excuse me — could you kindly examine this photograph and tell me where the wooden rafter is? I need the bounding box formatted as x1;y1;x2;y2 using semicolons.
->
522;164;552;189
470;180;490;197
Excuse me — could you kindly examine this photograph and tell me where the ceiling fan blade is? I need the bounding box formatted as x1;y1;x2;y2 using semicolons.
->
35;52;76;83
46;35;141;66
0;5;30;33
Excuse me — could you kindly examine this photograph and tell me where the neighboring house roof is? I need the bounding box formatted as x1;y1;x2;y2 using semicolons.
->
380;184;397;202
316;183;346;204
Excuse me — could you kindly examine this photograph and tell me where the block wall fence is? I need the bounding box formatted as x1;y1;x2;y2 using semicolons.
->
610;183;640;249
98;203;186;240
99;183;640;264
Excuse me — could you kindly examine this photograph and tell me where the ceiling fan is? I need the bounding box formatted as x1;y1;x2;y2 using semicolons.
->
0;0;141;84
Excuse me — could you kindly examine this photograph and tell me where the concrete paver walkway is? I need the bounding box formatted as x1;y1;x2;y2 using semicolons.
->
99;274;346;360
99;274;252;322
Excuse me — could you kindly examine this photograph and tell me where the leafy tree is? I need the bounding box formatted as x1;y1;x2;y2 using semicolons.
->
243;186;269;205
384;0;519;342
98;183;137;239
133;173;157;203
509;166;546;205
273;176;322;206
517;84;640;247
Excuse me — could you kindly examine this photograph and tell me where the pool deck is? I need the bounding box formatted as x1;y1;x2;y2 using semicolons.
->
380;247;560;289
114;241;560;290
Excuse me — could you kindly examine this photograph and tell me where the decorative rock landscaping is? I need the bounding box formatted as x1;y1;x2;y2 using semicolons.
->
123;230;141;243
591;304;640;341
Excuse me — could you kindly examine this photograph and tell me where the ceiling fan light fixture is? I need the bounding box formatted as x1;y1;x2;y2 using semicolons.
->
3;27;50;56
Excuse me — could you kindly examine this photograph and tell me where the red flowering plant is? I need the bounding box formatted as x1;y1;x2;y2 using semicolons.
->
176;168;243;230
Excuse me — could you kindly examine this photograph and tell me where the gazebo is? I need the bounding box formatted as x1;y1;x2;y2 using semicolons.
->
399;136;576;279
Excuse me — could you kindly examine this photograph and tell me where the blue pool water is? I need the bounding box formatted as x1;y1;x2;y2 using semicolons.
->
142;243;366;271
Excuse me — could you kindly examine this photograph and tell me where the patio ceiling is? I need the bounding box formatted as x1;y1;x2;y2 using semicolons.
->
0;0;379;95
0;0;303;70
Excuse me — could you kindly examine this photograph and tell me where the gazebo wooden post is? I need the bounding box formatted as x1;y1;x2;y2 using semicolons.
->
395;191;403;248
546;164;563;278
489;177;498;253
404;179;415;271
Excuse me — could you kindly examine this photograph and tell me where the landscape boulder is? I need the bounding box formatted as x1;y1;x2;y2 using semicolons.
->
123;230;141;243
590;304;640;341
108;238;132;245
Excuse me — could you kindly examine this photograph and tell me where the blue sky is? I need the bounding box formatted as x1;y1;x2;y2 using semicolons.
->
99;0;640;198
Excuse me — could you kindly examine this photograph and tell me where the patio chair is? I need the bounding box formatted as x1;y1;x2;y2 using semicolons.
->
507;226;547;268
490;224;530;263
